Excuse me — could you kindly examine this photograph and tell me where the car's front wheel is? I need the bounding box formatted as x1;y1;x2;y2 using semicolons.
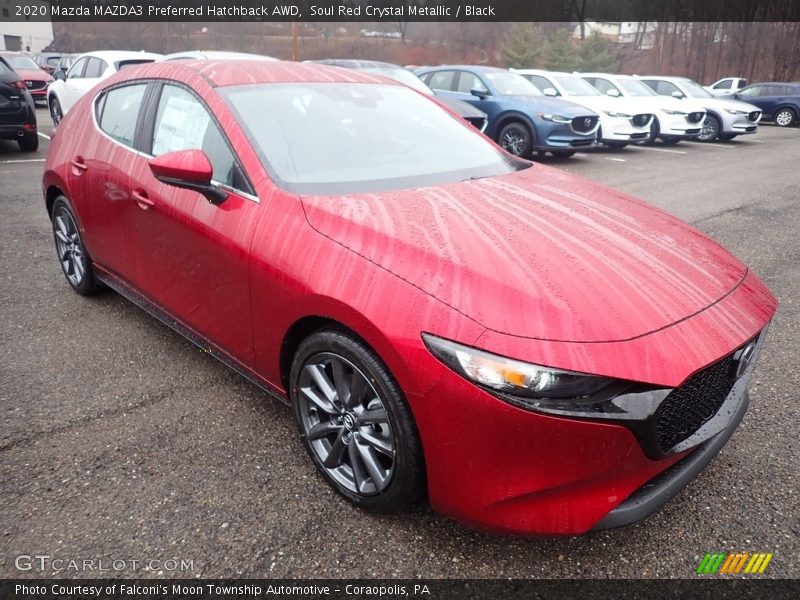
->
51;197;102;295
699;114;720;141
497;121;533;158
774;107;796;127
49;95;63;126
290;329;425;511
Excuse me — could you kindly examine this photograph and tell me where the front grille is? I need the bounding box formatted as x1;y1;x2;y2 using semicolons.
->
688;111;704;124
748;111;761;122
654;354;737;453
25;80;47;90
571;115;598;133
632;113;652;127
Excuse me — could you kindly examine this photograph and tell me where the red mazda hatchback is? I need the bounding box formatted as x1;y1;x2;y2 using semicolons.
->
42;61;776;535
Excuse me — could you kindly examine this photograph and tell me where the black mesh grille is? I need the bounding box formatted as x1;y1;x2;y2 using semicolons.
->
632;113;652;127
572;115;598;133
688;111;704;123
654;354;737;452
748;111;761;122
25;80;47;90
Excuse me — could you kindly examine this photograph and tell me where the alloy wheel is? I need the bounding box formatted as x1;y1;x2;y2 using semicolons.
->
50;98;62;126
501;128;527;156
699;115;719;141
53;206;86;287
775;109;794;127
297;352;396;496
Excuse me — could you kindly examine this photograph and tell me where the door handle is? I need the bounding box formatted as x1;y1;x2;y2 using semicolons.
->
132;189;155;210
70;156;88;173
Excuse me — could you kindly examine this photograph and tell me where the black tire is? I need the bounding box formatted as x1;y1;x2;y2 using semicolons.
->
550;150;576;158
699;114;720;141
659;136;681;145
497;121;533;158
718;133;738;142
49;95;63;126
18;132;38;152
774;107;796;127
290;328;425;512
50;196;103;296
645;118;660;145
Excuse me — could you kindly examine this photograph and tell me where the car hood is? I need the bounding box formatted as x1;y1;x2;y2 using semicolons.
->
436;97;487;119
14;68;52;83
701;96;761;113
300;166;748;343
499;95;597;117
558;94;646;115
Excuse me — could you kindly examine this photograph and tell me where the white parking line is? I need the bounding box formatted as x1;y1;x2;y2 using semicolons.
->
0;158;46;164
699;142;735;149
604;157;626;162
38;132;51;140
635;146;687;155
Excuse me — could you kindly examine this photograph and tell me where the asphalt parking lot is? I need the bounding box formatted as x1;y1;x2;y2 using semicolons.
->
1;108;798;579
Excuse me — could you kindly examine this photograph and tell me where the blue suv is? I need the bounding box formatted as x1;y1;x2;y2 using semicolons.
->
735;82;800;127
415;65;599;158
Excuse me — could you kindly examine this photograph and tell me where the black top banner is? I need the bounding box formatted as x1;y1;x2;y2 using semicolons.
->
4;0;800;22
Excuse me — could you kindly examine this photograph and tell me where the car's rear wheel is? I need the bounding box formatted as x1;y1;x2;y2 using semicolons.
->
774;108;796;127
18;132;38;152
49;96;63;126
699;114;720;141
290;329;425;511
497;121;533;158
51;197;102;295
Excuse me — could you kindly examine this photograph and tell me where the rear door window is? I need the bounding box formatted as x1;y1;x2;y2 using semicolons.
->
96;83;147;147
427;71;457;92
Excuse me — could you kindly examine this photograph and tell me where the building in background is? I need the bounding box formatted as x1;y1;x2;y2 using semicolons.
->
1;0;53;52
573;21;657;50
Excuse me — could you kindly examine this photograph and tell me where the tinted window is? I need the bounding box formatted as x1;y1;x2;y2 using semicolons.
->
98;84;146;147
456;72;488;94
223;82;526;195
713;80;732;90
117;59;156;71
67;57;87;79
0;59;13;76
483;71;541;96
586;77;617;95
84;58;107;79
427;71;456;92
646;80;681;96
521;74;555;94
737;85;762;98
151;84;249;193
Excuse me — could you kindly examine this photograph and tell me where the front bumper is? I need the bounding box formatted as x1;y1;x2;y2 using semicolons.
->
658;112;704;138
536;121;597;151
721;112;760;134
598;114;650;142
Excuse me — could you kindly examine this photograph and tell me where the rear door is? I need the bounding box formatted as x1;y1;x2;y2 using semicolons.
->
62;57;108;112
737;85;773;116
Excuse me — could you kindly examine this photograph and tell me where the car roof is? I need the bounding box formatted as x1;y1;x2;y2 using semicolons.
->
419;65;506;73
117;59;406;88
308;59;400;70
512;69;572;76
160;51;276;61
74;50;164;62
638;75;693;82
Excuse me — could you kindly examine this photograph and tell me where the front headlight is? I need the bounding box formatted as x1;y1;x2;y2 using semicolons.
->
537;113;573;124
603;110;633;119
422;334;615;404
725;108;748;115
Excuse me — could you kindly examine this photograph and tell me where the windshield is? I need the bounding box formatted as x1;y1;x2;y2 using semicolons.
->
554;76;601;96
364;67;432;95
5;55;38;70
681;80;713;98
223;82;526;194
618;78;657;96
484;71;542;96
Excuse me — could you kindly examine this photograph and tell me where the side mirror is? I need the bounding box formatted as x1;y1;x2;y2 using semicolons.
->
606;88;621;97
543;87;558;97
671;90;684;99
54;70;66;81
470;88;489;99
148;149;227;205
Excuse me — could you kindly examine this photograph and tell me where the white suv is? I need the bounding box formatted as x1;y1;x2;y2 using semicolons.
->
48;50;162;125
638;76;761;142
579;72;706;144
512;69;653;149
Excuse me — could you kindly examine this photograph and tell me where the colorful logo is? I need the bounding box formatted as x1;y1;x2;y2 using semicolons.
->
697;552;773;574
